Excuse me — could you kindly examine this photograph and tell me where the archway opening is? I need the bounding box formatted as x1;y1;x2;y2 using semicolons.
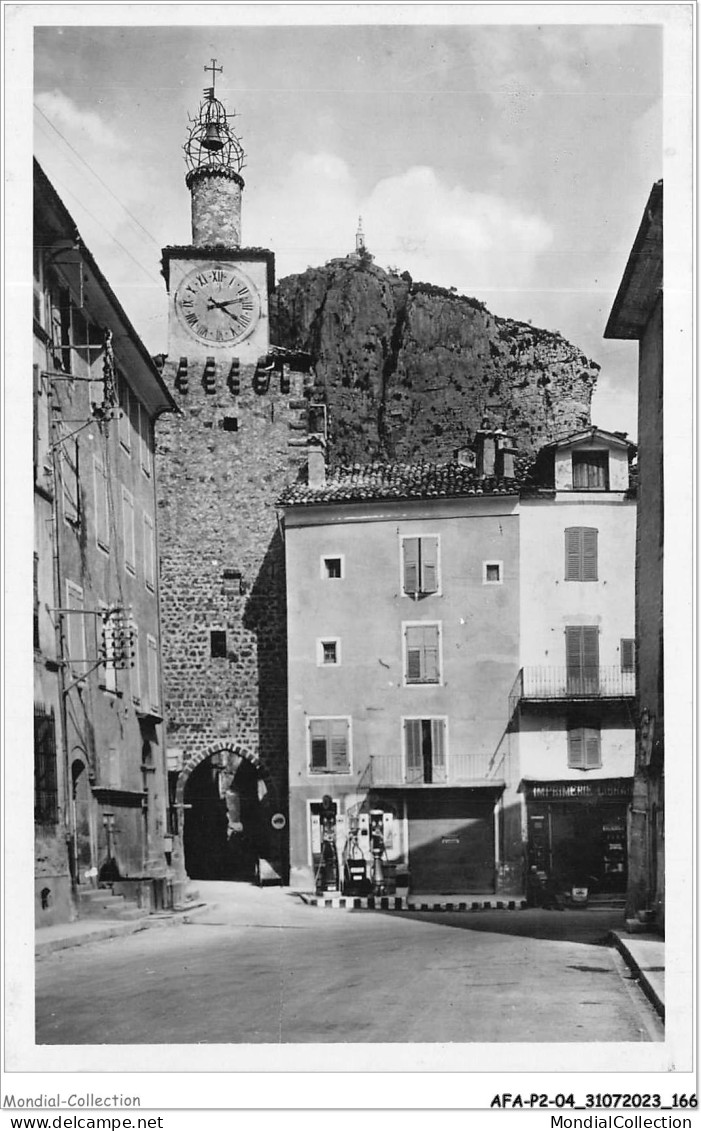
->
183;754;268;882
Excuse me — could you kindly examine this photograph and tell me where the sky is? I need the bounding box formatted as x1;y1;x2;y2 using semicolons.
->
32;12;665;439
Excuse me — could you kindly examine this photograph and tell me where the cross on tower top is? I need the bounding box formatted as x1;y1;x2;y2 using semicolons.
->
204;58;223;93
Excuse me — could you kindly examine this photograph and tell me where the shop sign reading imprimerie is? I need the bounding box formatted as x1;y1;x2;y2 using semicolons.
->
524;779;633;802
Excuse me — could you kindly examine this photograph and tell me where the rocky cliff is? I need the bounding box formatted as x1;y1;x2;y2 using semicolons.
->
271;255;600;465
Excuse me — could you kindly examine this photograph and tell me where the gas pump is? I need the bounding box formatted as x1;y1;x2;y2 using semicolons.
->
342;817;370;895
369;809;386;895
315;795;340;894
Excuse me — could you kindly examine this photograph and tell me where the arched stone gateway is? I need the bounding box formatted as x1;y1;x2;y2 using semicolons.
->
176;744;285;883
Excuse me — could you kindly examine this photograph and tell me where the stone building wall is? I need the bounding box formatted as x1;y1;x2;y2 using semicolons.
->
155;356;310;823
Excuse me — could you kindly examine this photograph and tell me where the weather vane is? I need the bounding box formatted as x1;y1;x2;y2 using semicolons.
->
203;57;223;98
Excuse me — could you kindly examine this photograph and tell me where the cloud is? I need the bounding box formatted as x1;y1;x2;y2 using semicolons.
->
249;154;553;301
35;90;127;151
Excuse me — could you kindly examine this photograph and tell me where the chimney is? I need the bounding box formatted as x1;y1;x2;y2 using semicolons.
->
474;429;497;478
307;435;326;488
495;433;518;479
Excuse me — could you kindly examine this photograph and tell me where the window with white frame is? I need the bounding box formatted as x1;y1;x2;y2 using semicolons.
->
122;488;136;575
143;513;155;591
567;725;602;770
146;633;160;712
93;455;110;552
320;555;344;579
565;527;598;581
317;638;341;666
308;717;350;773
483;561;503;585
401;535;439;597
404;622;441;684
403;717;447;784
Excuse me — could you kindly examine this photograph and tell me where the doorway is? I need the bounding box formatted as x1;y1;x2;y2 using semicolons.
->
183;754;265;882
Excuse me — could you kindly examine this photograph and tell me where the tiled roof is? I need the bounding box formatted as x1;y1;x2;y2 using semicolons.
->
279;461;523;506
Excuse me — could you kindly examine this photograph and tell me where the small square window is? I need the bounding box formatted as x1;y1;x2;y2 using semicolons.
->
483;561;503;584
318;639;340;666
221;417;239;432
322;556;343;579
210;630;227;658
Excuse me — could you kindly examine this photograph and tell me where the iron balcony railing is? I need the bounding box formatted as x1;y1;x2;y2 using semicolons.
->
513;666;635;702
368;751;504;787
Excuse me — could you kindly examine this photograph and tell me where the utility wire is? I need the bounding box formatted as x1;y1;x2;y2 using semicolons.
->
34;103;162;249
34;154;163;287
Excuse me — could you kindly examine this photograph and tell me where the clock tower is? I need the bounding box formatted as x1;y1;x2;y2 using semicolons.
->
156;64;312;888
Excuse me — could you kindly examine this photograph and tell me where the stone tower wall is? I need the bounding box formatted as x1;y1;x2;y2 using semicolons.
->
188;168;243;247
155;356;310;827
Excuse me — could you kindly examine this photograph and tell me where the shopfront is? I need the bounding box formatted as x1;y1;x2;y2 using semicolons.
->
524;778;632;894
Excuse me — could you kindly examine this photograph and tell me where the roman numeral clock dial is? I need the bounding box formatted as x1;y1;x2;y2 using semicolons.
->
174;265;261;346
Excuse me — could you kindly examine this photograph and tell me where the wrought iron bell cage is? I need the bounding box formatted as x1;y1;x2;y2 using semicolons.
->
184;88;246;176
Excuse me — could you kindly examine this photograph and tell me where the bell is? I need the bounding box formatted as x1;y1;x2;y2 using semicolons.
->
201;122;225;151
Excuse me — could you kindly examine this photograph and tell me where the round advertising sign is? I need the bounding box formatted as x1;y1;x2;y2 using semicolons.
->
271;813;287;831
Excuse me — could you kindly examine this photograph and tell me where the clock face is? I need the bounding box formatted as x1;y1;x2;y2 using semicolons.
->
174;264;260;346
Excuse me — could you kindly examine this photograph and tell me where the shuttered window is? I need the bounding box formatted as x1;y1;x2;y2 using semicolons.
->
130;623;142;705
93;456;110;551
308;718;350;773
138;400;152;477
404;718;447;784
122;488;136;574
572;450;609;490
405;623;441;684
565;527;598;581
402;536;439;596
620;638;636;673
565;625;599;694
567;726;602;769
34;705;58;823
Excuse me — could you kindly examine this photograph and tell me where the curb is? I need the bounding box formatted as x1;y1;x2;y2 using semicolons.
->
610;931;665;1021
35;902;209;958
298;893;528;912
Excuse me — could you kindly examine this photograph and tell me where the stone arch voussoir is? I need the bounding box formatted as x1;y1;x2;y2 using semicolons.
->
175;742;276;809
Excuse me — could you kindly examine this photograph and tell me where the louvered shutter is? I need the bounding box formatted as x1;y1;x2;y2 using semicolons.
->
405;719;423;783
62;438;80;524
66;583;85;675
565;527;582;580
581;626;599;691
421;537;438;593
581;528;598;581
147;635;160;711
310;719;328;770
621;638;636;672
406;625;423;681
423;624;440;682
330;719;349;771
583;728;601;769
123;490;135;573
403;538;420;595
94;457;109;550
431;719;446;782
567;728;585;768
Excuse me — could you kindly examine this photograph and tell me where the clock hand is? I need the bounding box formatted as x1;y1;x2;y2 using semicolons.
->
207;298;245;311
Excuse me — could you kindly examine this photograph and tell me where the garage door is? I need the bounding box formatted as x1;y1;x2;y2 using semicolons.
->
407;793;495;894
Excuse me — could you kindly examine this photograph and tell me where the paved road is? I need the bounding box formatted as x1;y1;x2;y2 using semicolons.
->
36;883;663;1044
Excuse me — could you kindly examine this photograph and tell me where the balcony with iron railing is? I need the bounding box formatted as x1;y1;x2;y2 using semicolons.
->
367;751;507;788
511;666;635;706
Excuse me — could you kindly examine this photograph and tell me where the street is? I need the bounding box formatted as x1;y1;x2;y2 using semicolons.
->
36;883;663;1044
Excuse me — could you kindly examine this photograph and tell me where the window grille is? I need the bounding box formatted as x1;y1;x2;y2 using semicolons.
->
34;705;58;823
